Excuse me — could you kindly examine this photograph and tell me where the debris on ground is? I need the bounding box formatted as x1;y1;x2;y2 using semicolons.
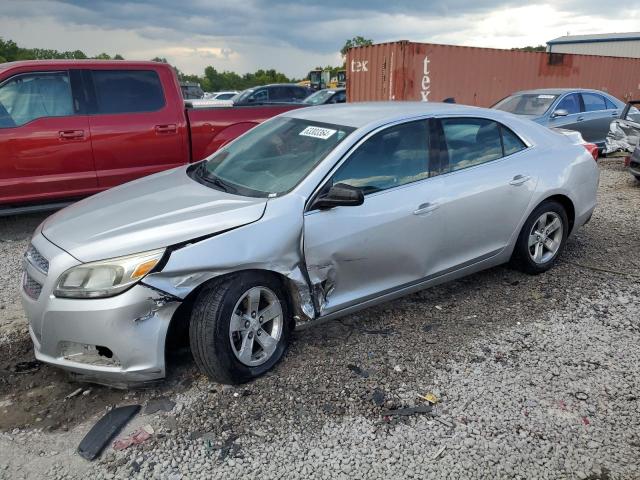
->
371;389;385;406
144;397;176;414
381;405;433;417
113;425;154;451
419;392;438;404
11;360;41;374
64;388;83;400
347;364;369;378
77;405;141;460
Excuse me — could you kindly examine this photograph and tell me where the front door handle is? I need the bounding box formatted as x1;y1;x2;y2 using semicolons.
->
155;124;177;134
413;202;439;215
509;174;531;186
59;129;85;139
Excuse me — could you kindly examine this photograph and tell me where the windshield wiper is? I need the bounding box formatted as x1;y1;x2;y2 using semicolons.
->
195;163;237;193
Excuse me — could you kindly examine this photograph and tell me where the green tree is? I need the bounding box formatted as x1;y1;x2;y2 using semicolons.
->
513;45;546;52
94;52;112;60
340;36;373;58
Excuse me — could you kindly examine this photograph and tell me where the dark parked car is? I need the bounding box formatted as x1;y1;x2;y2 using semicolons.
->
233;84;313;105
493;88;625;149
303;88;346;105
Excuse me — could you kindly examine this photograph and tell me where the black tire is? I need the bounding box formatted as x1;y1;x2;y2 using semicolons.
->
510;200;568;275
633;174;640;182
189;272;291;384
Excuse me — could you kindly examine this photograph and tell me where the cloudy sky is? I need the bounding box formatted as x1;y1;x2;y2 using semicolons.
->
1;0;639;77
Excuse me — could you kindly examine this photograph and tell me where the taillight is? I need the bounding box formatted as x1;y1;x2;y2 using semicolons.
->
583;143;598;161
624;156;631;167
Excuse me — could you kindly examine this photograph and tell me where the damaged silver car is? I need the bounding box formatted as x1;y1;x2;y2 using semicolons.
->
21;102;600;386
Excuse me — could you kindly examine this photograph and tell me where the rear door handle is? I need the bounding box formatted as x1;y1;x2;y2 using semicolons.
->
58;129;84;139
577;116;585;122
155;124;177;134
612;111;619;117
413;202;439;215
509;174;531;186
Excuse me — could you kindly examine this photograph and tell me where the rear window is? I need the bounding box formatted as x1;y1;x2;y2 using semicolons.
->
493;93;557;116
92;70;165;114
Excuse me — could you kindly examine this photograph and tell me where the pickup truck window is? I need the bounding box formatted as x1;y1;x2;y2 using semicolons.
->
0;71;73;128
92;70;165;114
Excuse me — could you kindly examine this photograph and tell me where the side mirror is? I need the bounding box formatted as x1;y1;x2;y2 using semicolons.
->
551;109;569;118
312;183;364;210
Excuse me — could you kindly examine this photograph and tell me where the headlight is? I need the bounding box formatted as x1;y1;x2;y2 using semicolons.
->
54;249;165;299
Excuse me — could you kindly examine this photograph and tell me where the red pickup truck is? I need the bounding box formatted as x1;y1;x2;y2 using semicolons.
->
0;60;303;214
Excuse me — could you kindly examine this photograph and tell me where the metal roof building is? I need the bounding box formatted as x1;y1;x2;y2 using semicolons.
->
547;32;640;58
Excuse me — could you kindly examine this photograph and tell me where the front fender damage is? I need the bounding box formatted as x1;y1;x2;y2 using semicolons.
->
142;195;317;324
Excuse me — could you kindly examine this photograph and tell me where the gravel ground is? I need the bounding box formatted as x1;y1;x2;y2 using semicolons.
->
0;160;639;479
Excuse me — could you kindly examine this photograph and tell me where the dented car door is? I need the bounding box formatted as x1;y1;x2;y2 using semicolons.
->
303;119;446;315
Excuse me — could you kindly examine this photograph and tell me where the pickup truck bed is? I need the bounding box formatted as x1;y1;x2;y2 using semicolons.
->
0;60;303;213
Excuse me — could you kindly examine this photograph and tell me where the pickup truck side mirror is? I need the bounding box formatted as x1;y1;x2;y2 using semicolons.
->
551;109;569;118
312;183;364;210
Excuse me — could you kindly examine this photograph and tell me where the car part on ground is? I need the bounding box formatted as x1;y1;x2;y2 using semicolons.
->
77;404;141;460
21;102;599;386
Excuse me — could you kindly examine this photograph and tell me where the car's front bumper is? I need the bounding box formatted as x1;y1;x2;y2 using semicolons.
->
21;233;180;387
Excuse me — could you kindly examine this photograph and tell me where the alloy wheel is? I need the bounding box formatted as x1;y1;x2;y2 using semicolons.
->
228;286;283;367
528;211;563;264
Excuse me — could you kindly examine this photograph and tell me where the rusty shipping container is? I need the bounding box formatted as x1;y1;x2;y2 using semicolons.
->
346;41;640;106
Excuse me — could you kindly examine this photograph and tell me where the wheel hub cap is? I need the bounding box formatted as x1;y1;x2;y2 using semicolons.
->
229;286;283;367
528;212;563;264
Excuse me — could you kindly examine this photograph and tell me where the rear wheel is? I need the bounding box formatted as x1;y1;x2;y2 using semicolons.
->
511;201;568;275
189;272;291;384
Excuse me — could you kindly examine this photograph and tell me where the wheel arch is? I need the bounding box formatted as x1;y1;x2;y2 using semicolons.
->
164;268;301;358
538;193;575;235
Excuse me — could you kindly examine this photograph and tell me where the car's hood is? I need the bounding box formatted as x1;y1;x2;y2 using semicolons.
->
42;166;267;262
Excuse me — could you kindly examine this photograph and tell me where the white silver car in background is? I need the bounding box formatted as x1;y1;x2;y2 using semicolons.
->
21;102;600;386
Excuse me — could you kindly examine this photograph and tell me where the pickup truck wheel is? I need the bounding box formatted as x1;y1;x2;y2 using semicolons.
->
189;272;291;384
510;201;568;275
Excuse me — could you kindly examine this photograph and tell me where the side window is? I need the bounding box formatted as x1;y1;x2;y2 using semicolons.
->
250;89;268;102
292;87;309;100
441;118;502;172
625;105;640;123
555;94;581;114
92;70;164;114
331;120;430;194
581;93;607;112
0;71;73;128
331;91;346;103
604;97;618;110
268;87;287;101
501;126;527;156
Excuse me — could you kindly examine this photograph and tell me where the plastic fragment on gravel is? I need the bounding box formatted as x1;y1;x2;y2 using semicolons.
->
144;396;176;414
113;426;153;450
381;405;434;416
347;364;369;378
419;392;438;404
77;405;141;460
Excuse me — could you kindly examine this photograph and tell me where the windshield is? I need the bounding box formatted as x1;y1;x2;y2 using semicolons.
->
192;117;355;197
303;90;334;105
233;89;255;104
493;93;558;116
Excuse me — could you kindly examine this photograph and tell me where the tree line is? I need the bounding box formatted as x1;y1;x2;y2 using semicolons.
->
1;36;373;92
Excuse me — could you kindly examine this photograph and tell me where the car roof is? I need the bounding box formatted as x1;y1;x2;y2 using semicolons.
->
0;59;168;73
512;88;608;95
282;101;488;128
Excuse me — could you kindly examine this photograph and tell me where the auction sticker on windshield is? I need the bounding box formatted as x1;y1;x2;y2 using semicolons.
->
538;95;555;99
299;126;337;139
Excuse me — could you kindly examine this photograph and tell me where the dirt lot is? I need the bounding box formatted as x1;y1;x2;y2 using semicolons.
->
0;160;638;479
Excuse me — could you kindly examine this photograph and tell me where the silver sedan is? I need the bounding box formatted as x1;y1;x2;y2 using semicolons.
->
21;102;599;386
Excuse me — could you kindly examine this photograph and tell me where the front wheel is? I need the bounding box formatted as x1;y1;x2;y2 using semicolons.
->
189;272;292;384
511;201;568;275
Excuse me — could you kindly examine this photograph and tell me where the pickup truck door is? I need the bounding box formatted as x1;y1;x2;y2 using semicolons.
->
86;68;188;188
0;70;97;206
